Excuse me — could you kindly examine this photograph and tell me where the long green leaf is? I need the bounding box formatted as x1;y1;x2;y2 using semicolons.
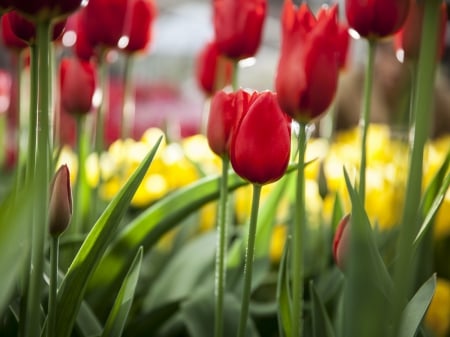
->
0;189;32;313
398;274;436;337
86;171;248;307
310;281;335;337
101;247;143;337
276;237;292;337
54;136;162;337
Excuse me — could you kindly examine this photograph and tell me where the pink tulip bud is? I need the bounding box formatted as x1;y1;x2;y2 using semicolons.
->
332;213;351;270
49;164;72;237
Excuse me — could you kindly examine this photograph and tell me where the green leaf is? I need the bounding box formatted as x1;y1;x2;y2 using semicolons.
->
54;136;162;337
0;188;32;313
142;232;216;311
181;290;260;337
309;281;335;337
87;171;248;307
276;237;292;337
398;274;436;337
101;247;143;337
330;192;344;231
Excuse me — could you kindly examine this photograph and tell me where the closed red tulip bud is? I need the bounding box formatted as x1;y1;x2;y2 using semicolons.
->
49;164;73;237
332;213;351;270
6;11;66;44
196;40;233;96
59;57;96;116
1;14;28;51
337;22;351;69
213;0;267;60
345;0;410;39
230;91;291;185
207;89;255;157
11;0;85;21
122;0;157;53
394;0;448;61
82;0;130;50
276;1;340;123
69;12;95;61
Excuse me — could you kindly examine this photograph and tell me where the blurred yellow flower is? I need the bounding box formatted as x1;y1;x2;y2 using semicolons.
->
425;278;450;337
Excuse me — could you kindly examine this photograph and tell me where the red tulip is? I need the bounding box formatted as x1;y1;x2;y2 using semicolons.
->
336;22;351;69
49;164;73;237
332;213;351;270
6;11;66;44
81;0;131;50
207;89;254;157
229;91;291;185
196;40;233;96
121;0;157;53
275;1;340;123
345;0;410;39
1;14;28;51
213;0;267;60
394;0;448;61
59;57;96;116
10;0;85;21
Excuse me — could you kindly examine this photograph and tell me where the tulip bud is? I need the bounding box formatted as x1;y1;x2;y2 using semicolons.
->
11;0;85;22
49;164;72;237
1;14;29;51
332;213;351;270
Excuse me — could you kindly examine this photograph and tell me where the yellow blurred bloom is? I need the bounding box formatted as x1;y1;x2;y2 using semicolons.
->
270;224;287;264
425;278;450;337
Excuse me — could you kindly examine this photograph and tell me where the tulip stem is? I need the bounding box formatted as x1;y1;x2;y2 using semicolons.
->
232;60;239;91
47;236;59;337
26;20;52;337
120;54;135;139
391;1;441;335
237;183;262;337
359;38;376;205
292;122;308;337
214;155;230;337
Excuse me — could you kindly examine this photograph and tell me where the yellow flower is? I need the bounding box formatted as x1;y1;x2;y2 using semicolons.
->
270;224;287;264
426;278;450;337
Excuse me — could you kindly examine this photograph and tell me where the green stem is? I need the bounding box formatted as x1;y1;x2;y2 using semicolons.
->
231;60;239;91
25;45;39;187
214;156;230;337
95;51;108;154
237;183;262;337
47;236;59;337
292;122;308;337
72;116;89;234
26;20;52;337
120;55;135;139
391;1;441;335
359;39;376;205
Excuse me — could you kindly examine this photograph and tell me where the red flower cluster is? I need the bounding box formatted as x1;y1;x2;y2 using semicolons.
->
345;0;410;39
276;1;342;124
213;0;267;60
207;89;291;185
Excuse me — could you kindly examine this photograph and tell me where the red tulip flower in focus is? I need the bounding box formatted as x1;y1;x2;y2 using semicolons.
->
229;91;291;185
333;213;351;271
276;1;341;124
10;0;86;21
213;0;267;60
394;0;448;61
121;0;157;53
59;57;96;116
206;89;252;157
196;40;233;96
345;0;410;39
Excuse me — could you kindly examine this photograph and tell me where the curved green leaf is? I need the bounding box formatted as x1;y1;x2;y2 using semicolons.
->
398;274;436;337
87;171;248;306
310;281;335;337
54;136;162;337
101;247;143;337
276;237;292;337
